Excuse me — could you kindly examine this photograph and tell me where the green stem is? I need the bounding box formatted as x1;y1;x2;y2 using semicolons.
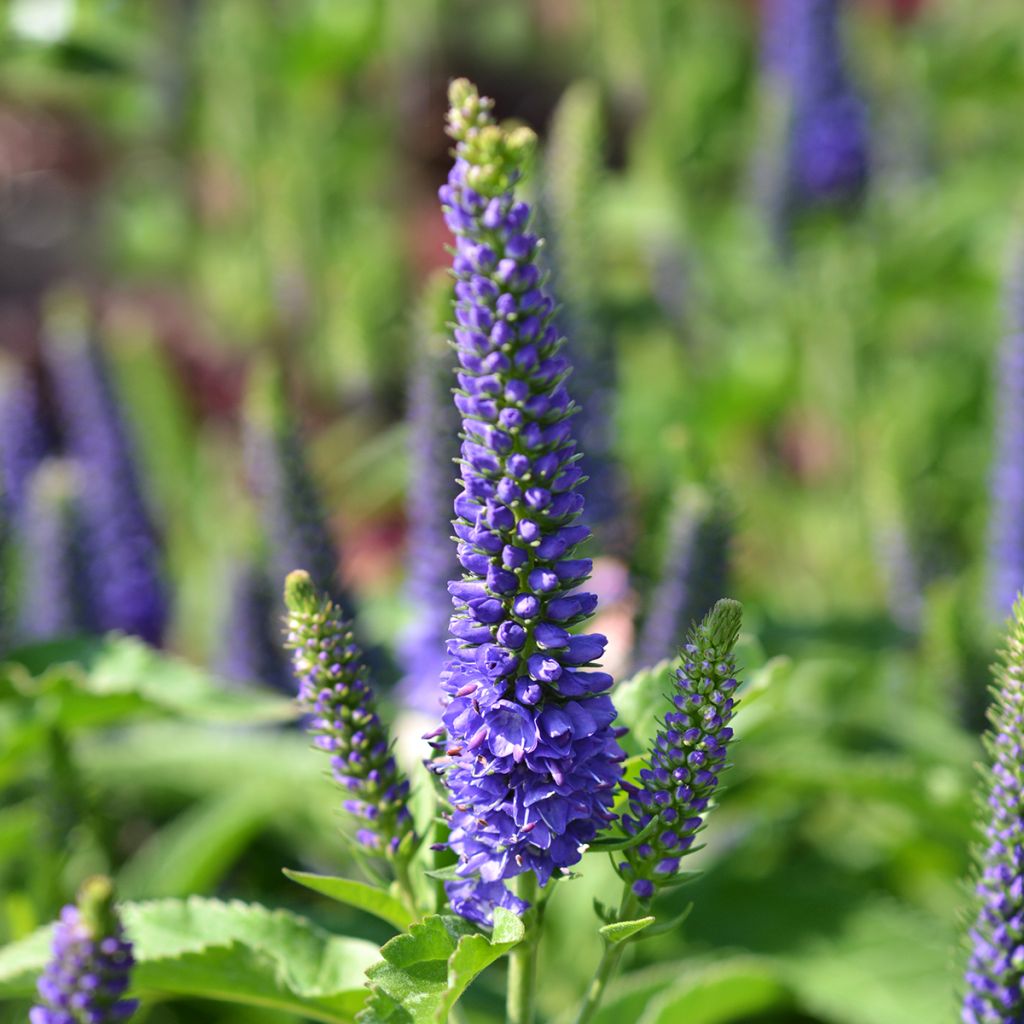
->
572;887;640;1024
506;873;539;1024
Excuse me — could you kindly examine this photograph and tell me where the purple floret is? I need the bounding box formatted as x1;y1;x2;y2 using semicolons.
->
434;81;626;923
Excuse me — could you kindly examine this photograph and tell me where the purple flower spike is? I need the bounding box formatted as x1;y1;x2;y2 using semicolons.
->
0;355;53;519
45;304;167;646
283;570;414;856
17;459;94;643
245;359;354;622
398;275;462;714
619;599;742;898
218;558;292;692
633;491;732;672
31;876;138;1024
435;80;626;925
989;244;1024;621
758;0;870;237
961;597;1024;1024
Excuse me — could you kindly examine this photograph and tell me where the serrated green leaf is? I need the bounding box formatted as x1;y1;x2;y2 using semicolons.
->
599;916;656;944
358;907;524;1023
0;898;378;1023
283;870;413;932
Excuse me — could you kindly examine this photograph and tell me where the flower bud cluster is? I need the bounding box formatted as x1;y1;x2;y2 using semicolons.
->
31;877;138;1024
619;599;742;899
284;570;413;854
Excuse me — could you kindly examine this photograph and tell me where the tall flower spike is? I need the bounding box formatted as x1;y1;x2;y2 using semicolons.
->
31;875;138;1024
757;0;870;234
989;242;1024;621
218;557;292;692
398;273;463;714
436;80;626;926
0;354;54;519
619;599;742;900
17;459;94;643
633;490;732;672
283;570;414;854
45;300;167;646
245;359;355;621
962;596;1024;1023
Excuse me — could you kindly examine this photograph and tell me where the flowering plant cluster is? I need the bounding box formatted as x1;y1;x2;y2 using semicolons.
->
21;67;1023;1024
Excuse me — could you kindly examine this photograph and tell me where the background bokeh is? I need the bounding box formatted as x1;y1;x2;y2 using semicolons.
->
1;0;1023;1020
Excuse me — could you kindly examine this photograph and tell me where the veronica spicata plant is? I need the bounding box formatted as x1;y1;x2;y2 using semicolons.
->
433;79;627;930
31;876;137;1024
962;596;1024;1023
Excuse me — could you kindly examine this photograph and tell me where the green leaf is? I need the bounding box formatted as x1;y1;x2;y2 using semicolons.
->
636;959;795;1024
283;870;413;932
587;816;658;852
358;907;525;1023
0;898;378;1024
118;786;274;899
599;916;656;944
2;636;295;728
613;661;675;755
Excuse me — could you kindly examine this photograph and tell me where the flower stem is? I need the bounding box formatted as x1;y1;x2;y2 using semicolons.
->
506;873;539;1024
572;887;640;1024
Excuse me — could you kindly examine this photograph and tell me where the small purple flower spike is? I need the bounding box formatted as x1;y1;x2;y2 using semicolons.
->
435;79;626;925
619;599;742;899
961;596;1024;1024
283;570;414;856
31;876;138;1024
